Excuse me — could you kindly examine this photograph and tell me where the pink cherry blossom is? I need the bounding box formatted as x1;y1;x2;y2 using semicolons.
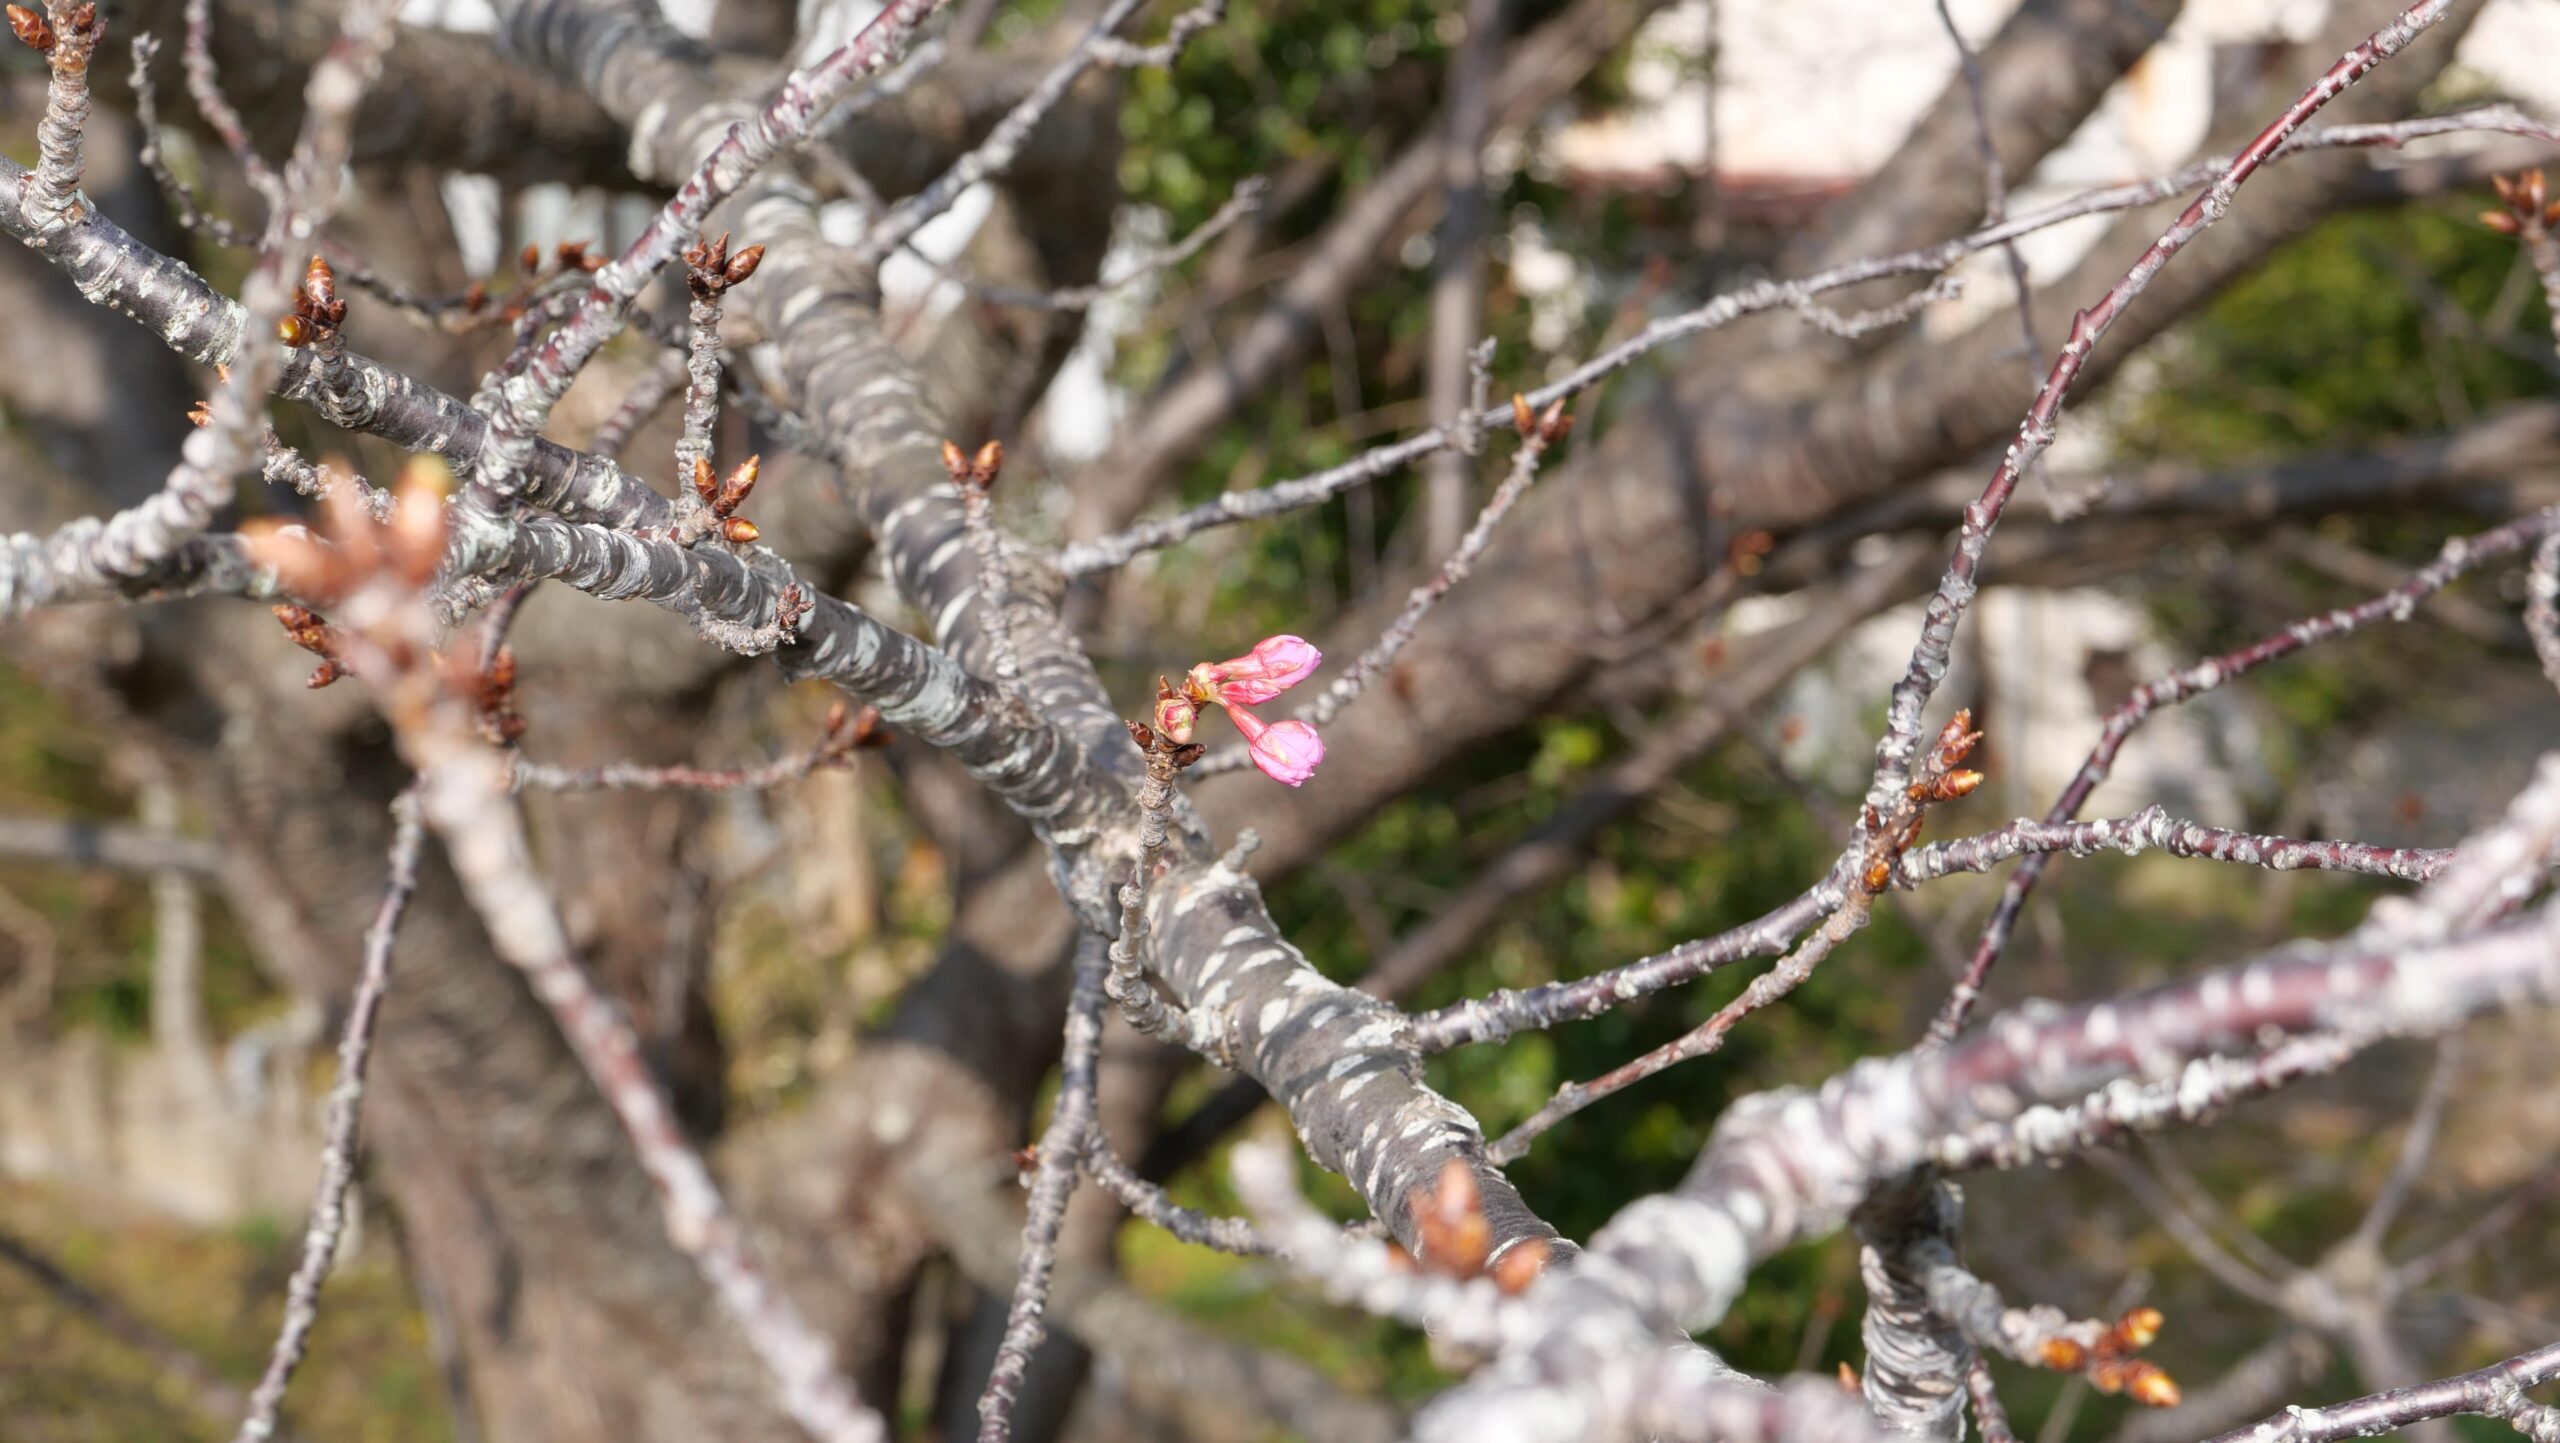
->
1226;707;1325;787
1189;634;1322;707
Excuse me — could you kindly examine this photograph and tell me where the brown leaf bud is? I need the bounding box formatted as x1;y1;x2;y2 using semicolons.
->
719;516;761;545
940;439;971;485
306;660;344;689
724;244;765;286
1169;742;1208;769
519;242;542;275
67;3;93;33
972;439;1003;487
8;4;52;52
2125;1364;2180;1409
2116;1307;2164;1350
485;645;518;697
1510;392;1534;437
1837;1363;1861;1395
302;255;343;327
1934;769;1984;802
1414;1160;1492;1276
691;455;719;505
462;281;489;312
1491;1239;1550;1295
716;454;761;515
2482;210;2523;236
275;314;313;347
389;483;448;586
2039;1337;2089;1372
242;520;342;602
1535;397;1571;446
186;399;211;427
1124;719;1156;752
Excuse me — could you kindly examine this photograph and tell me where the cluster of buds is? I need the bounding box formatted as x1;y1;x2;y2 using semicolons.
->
1153;635;1325;786
1391;1160;1550;1295
7;2;94;62
522;239;608;278
271;605;348;689
445;242;610;327
1859;709;1984;892
689;454;764;545
276;255;348;349
2039;1307;2179;1408
2483;169;2558;237
1509;393;1574;449
940;438;1004;496
452;644;527;745
682;230;766;299
242;456;449;608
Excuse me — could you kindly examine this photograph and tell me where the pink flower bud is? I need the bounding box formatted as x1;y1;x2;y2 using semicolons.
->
1191;634;1322;707
1152;678;1198;744
1227;707;1324;787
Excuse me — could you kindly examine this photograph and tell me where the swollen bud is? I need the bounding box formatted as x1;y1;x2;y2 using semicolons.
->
1510;392;1534;437
7;4;52;52
719;516;761;545
971;439;1003;487
1491;1239;1550;1295
691;455;719;505
724;244;766;287
276;314;314;347
715;454;761;515
940;439;970;484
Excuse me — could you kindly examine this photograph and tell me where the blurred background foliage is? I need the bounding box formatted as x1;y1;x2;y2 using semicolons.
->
2;4;2555;1440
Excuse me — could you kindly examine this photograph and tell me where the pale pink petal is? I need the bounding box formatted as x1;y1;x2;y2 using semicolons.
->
1194;634;1323;706
1245;718;1323;787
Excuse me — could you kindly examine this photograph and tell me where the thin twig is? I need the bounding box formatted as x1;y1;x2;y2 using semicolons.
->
232;791;424;1443
977;937;1106;1443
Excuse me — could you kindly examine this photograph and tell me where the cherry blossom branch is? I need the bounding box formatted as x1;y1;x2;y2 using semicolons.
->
232;790;423;1443
1089;0;1224;68
943;441;1020;686
1930;0;2044;393
281;501;889;1443
1081;1143;1275;1256
977;938;1105;1443
1104;723;1233;1059
1418;741;2560;1443
848;0;1162;271
0;0;398;613
1054;102;2552;576
1489;715;1983;1160
1932;502;2560;1044
471;0;949;503
1898;808;2453;887
2196;1342;2560;1443
1229;1138;1533;1353
1926;1034;2363;1173
510;703;883;792
0;814;226;875
14;0;102;235
1860;0;2456;835
128;32;253;248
